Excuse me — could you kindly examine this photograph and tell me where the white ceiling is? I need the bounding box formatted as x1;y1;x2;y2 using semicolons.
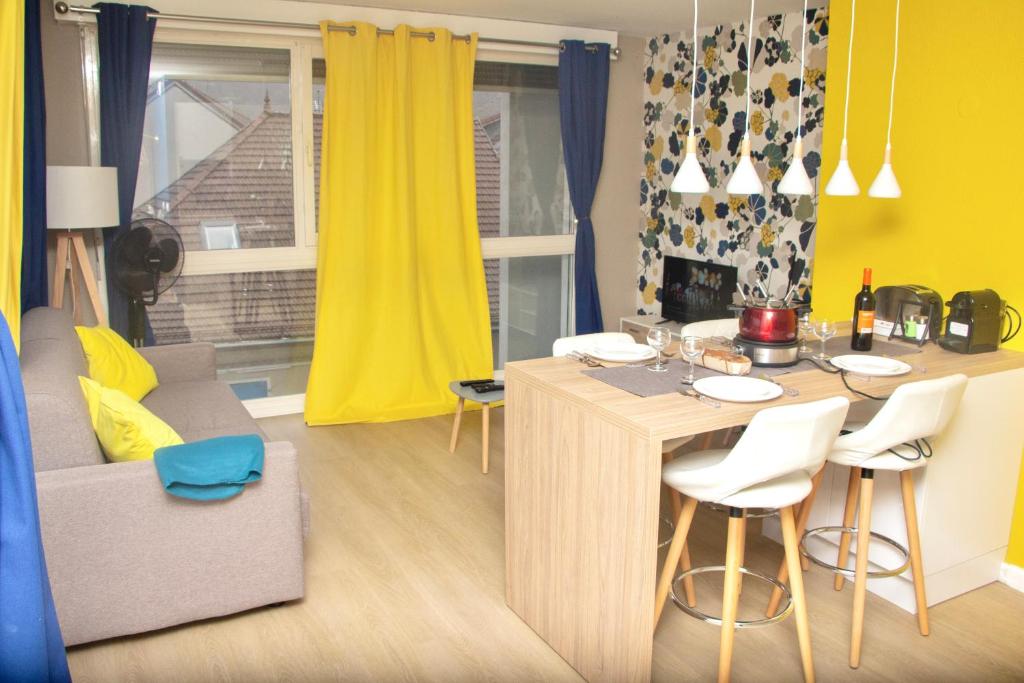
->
293;0;828;37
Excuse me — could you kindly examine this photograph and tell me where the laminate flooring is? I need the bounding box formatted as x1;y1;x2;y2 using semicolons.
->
66;409;1024;682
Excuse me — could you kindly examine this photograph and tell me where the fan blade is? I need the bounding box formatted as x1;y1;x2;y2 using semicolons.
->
120;227;154;266
155;238;180;273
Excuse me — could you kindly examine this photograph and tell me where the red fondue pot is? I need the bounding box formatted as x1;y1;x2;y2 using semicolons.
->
739;305;798;344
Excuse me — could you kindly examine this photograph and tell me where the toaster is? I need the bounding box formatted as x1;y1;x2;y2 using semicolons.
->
873;285;944;341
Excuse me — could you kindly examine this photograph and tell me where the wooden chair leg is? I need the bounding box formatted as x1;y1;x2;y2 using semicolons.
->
662;452;696;607
900;469;929;636
481;403;490;474
781;505;816;683
766;468;825;617
448;397;465;453
718;509;745;683
736;516;747;595
834;466;862;591
850;470;874;669
654;496;699;628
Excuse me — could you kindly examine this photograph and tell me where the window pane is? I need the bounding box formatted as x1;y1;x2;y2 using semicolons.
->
485;255;569;369
312;58;325;230
134;43;296;250
474;62;570;238
148;270;315;399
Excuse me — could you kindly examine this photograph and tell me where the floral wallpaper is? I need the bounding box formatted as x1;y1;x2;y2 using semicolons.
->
637;8;829;315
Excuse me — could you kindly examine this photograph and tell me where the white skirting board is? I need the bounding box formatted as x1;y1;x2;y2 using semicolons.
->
1001;562;1024;593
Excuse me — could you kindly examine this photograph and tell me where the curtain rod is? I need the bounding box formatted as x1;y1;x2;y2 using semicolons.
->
54;2;620;57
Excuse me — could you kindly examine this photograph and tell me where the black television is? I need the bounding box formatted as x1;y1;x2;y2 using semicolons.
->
661;256;738;324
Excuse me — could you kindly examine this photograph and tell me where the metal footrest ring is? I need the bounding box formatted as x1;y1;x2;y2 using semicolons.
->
703;502;777;519
800;526;910;579
658;514;675;549
670;565;794;629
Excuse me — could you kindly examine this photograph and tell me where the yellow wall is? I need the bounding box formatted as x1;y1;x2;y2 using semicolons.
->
813;0;1024;567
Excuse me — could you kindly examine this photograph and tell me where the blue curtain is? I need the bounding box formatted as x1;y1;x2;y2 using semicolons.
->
95;3;157;340
0;314;70;682
558;41;608;335
21;0;47;313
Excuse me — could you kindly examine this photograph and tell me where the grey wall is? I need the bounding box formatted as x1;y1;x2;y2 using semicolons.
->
591;34;644;331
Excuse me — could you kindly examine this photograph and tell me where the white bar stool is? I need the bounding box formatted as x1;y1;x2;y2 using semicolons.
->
654;396;850;683
766;373;967;669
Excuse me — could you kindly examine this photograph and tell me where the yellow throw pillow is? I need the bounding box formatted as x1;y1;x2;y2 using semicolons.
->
75;325;159;401
78;376;184;462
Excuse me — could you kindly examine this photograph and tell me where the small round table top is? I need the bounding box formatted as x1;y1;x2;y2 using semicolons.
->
449;380;504;403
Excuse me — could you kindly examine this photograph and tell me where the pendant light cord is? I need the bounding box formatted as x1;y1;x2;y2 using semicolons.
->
743;0;756;138
689;0;699;134
841;0;856;142
796;0;807;139
884;0;901;147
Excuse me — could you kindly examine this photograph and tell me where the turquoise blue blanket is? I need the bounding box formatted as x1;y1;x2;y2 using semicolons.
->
154;435;264;501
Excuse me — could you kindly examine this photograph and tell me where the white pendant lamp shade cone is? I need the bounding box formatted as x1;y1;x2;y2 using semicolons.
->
778;137;813;195
825;139;860;196
868;144;901;198
671;133;710;193
727;136;764;195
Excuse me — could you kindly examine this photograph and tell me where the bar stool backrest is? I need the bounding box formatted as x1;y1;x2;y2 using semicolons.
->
552;332;635;357
833;373;968;462
701;397;850;501
680;318;739;338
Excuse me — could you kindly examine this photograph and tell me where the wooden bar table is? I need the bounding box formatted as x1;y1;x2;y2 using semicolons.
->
503;333;1024;682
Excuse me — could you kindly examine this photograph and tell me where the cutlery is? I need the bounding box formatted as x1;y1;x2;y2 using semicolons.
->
567;351;601;367
759;373;799;397
679;387;721;408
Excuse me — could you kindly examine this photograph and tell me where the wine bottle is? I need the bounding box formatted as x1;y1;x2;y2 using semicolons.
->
851;267;876;351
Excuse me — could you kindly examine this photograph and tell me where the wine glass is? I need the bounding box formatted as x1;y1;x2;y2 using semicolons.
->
813;319;837;361
647;326;672;373
680;336;705;385
798;310;813;354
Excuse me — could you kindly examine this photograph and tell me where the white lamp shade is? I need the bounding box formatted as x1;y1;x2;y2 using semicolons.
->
824;140;860;196
46;166;120;230
778;137;813;195
726;137;763;195
868;145;901;198
671;133;710;194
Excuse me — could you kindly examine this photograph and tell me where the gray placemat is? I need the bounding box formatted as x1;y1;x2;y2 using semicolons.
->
582;360;792;398
820;335;923;357
581;335;923;398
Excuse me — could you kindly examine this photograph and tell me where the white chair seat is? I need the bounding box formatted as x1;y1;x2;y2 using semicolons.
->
718;471;813;510
830;423;929;471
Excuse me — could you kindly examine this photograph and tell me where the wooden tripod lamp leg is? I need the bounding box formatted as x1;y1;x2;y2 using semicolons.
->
70;231;107;326
51;232;70;310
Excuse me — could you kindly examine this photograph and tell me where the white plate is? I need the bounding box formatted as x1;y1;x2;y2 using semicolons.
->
587;342;657;363
692;376;783;403
829;354;912;377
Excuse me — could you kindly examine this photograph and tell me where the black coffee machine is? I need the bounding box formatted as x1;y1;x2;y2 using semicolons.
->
938;289;1020;354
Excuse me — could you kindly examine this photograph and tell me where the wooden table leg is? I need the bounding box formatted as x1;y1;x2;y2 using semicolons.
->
449;397;464;453
481;403;490;474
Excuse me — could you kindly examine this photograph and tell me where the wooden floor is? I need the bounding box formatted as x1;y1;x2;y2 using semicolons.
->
67;410;1024;682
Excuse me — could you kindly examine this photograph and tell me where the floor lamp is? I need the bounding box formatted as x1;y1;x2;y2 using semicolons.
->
46;166;119;326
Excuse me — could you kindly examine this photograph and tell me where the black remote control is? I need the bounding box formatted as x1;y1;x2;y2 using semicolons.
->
473;382;503;393
460;379;493;386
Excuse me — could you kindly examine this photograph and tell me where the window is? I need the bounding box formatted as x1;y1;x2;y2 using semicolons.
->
85;27;574;408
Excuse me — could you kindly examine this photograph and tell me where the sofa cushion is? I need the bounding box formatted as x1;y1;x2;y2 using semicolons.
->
141;380;267;443
76;325;159;401
21;308;105;471
79;376;184;462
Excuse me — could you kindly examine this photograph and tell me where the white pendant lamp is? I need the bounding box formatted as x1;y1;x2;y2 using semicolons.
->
671;0;710;194
824;0;860;196
868;0;901;198
778;0;813;195
727;0;764;195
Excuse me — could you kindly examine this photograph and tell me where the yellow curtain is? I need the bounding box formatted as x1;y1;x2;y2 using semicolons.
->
0;0;24;350
305;22;493;425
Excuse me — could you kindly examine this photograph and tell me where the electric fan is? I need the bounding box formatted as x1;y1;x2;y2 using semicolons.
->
110;217;184;346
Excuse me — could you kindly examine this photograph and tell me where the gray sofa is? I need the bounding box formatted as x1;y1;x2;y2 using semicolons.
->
21;307;306;646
